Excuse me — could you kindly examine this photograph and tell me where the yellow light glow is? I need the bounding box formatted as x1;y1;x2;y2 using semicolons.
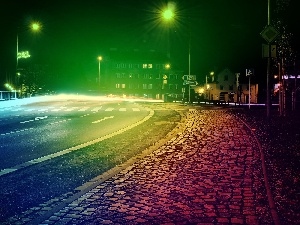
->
163;9;173;20
31;22;41;31
98;56;102;61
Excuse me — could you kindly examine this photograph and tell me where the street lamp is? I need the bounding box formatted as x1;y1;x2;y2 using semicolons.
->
17;22;41;67
16;21;42;98
97;56;102;91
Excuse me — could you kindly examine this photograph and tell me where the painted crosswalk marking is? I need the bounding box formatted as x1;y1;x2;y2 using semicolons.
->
91;106;102;112
105;107;114;111
78;107;89;111
1;106;144;112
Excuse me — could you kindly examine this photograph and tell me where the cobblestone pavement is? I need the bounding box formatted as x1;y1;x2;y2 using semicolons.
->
10;109;275;224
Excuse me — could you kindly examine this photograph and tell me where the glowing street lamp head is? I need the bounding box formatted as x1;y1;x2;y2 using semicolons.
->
163;9;174;20
98;56;102;61
31;22;41;31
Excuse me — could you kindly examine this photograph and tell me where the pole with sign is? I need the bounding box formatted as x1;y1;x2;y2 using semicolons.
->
246;69;254;109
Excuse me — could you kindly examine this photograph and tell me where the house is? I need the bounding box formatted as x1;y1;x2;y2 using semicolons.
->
203;68;258;104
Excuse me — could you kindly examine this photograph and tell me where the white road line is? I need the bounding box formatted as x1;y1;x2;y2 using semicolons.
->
119;108;126;111
132;108;140;111
65;107;78;111
91;106;102;112
105;107;114;111
92;116;114;124
78;107;90;111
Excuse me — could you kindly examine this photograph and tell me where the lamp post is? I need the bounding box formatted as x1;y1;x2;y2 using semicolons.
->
16;22;41;97
97;56;102;91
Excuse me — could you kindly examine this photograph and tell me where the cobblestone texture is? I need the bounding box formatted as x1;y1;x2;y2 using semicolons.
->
8;109;274;224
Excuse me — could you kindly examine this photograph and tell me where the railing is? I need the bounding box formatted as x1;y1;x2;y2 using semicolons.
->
0;91;18;100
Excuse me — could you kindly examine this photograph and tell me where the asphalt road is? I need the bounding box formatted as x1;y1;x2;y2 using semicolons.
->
0;99;149;171
0;97;181;221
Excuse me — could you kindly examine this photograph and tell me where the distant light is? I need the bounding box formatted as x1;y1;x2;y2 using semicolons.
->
165;64;170;69
17;51;31;59
163;9;174;20
98;56;102;61
31;22;41;31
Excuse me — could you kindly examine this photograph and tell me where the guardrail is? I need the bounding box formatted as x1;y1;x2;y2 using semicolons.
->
0;91;18;100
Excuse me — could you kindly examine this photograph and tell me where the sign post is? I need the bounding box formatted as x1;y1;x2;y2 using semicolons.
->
246;69;254;109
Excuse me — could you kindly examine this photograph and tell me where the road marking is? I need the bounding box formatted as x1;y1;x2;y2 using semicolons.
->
119;108;126;111
132;108;140;111
78;107;89;111
65;107;78;111
105;107;114;111
0;107;154;177
91;106;102;112
20;116;48;123
92;116;114;124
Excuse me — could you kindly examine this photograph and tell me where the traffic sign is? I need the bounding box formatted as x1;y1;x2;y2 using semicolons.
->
246;68;254;77
260;25;279;43
183;75;196;81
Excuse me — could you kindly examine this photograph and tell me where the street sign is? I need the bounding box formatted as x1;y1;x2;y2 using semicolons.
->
183;75;196;81
260;25;279;43
246;69;254;77
183;80;197;85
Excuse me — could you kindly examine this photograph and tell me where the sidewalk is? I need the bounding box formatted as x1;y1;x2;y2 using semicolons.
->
6;109;276;224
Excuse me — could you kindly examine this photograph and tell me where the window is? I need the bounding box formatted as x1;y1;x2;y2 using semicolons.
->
148;84;153;89
143;84;148;89
143;64;148;68
224;75;228;81
133;64;139;69
121;84;126;88
229;85;233;90
148;64;153;68
220;85;224;90
116;73;121;78
116;84;120;88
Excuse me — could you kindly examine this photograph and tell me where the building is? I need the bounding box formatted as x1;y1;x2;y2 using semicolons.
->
101;48;184;100
202;68;258;104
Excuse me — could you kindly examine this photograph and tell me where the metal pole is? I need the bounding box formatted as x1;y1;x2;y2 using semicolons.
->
266;0;271;117
249;75;251;109
98;60;101;90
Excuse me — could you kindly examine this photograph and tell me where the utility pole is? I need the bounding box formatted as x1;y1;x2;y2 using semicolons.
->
266;0;271;117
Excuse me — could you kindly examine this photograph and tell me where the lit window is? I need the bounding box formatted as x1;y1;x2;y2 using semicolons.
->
122;84;126;88
116;84;120;88
148;64;152;68
143;64;147;68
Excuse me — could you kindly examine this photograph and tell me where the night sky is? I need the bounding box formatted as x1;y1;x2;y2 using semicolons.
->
0;0;299;91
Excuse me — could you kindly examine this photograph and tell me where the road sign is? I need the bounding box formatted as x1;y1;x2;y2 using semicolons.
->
260;25;279;43
183;80;197;85
246;68;254;77
183;75;196;81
